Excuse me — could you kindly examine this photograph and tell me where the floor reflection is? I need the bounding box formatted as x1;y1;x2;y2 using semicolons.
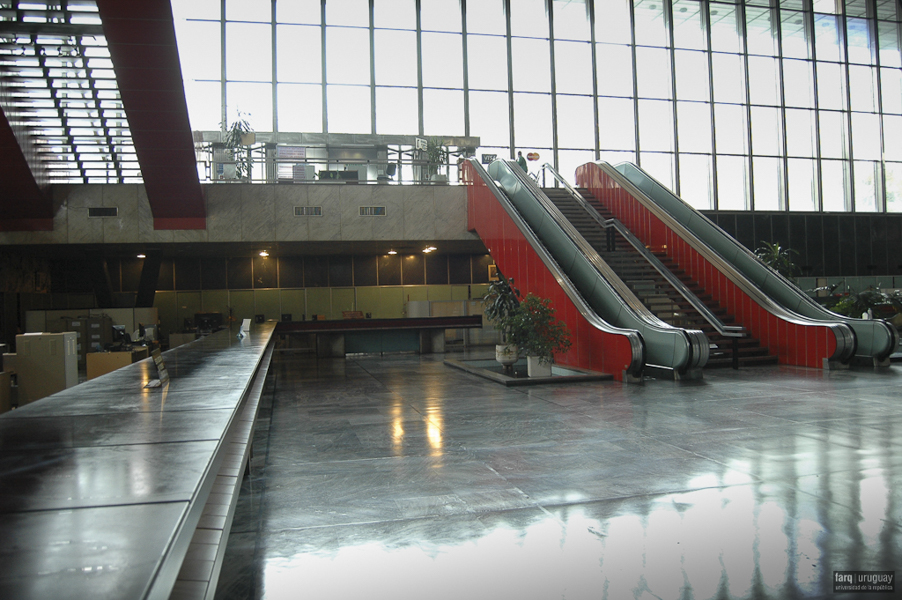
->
218;351;902;600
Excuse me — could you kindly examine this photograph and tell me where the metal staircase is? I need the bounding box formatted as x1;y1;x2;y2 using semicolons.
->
543;186;778;368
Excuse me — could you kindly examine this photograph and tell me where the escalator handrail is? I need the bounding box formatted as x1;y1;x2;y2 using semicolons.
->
492;159;709;371
539;163;746;339
465;159;646;376
591;161;856;362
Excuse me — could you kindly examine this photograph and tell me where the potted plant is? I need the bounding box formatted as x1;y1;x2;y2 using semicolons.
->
426;136;448;183
482;273;522;369
222;112;254;181
755;241;799;280
506;293;572;377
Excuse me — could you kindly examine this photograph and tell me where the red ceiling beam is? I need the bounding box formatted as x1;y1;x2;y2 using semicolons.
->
0;106;53;232
96;0;206;230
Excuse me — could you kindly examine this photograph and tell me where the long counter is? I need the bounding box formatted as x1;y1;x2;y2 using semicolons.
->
0;323;276;600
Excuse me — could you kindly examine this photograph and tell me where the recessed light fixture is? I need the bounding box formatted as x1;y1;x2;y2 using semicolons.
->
388;249;397;255
259;250;269;257
423;246;437;253
136;253;146;259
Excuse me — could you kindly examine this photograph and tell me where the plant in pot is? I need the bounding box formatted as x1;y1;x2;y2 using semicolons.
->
426;136;448;183
506;293;572;377
482;273;522;370
221;112;254;181
754;241;799;280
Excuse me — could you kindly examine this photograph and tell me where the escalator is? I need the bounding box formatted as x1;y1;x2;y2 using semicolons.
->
464;158;707;380
612;162;898;366
574;161;857;370
540;180;777;368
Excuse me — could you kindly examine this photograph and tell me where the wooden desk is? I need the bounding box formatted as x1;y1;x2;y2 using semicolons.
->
86;347;151;380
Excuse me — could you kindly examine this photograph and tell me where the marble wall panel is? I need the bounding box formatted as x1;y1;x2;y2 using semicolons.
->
274;185;310;242
307;185;341;241
433;186;471;240
337;185;373;240
371;186;405;241
102;185;140;244
241;184;276;243
401;186;436;240
65;185;104;244
136;186;175;243
205;185;243;242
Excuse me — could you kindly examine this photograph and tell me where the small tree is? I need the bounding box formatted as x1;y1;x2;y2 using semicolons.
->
483;273;521;343
222;112;254;180
506;294;572;364
755;241;799;279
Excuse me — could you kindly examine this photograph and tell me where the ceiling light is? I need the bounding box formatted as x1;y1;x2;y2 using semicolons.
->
136;253;146;259
388;249;397;255
259;250;269;257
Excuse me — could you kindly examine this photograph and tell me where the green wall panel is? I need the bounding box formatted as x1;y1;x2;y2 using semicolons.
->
153;291;178;338
307;288;331;320
201;290;230;319
176;292;202;332
331;288;356;319
229;290;255;324
254;289;281;321
280;289;306;321
451;285;470;301
427;285;452;301
471;284;490;299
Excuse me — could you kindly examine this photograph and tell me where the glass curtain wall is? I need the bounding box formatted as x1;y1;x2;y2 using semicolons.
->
172;0;902;212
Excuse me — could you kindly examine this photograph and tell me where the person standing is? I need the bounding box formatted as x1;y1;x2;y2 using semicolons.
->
517;151;527;172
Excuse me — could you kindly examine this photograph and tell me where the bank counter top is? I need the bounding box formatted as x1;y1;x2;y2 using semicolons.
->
0;324;276;600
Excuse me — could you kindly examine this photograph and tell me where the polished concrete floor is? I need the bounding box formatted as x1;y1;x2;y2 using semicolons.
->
215;350;902;600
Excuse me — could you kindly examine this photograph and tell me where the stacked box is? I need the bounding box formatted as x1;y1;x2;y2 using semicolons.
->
86;315;113;353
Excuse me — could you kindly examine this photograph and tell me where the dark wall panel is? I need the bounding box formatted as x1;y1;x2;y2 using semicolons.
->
787;215;807;272
448;254;470;284
121;257;142;292
888;219;902;275
804;216;823;274
869;216;889;276
734;214;756;251
378;254;401;286
425;254;448;285
854;217;872;276
822;216;840;276
401;254;424;285
201;258;227;290
174;258;201;291
353;255;377;286
329;256;353;287
227;257;253;289
472;254;493;284
305;257;328;287
839;216;857;276
752;214;771;250
279;256;304;288
253;256;277;288
157;259;174;291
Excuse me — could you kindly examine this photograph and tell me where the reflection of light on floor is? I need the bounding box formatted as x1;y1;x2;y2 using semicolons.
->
391;401;404;456
860;468;889;543
425;400;443;458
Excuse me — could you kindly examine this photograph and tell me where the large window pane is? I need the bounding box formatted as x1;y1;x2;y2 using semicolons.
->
422;33;463;89
226;0;269;22
598;97;636;151
175;20;220;82
512;38;551;92
715;104;748;154
595;0;632;45
424;89;464;136
554;41;593;95
886;162;902;213
227;22;272;82
467;35;509;91
636;47;673;99
227;82;272;129
638;99;674;152
787;158;817;211
816;62;846;111
711;53;745;104
375;87;418;135
748;56;780;105
596;44;634;97
558;150;596;182
821;160;850;212
374;0;415;28
469;91;510;147
374;30;417;87
184;80;221;131
785;108;816;157
277;25;321;84
750;106;782;156
846;17;875;65
783;59;814;108
327;85;371;133
679;153;714;209
677;101;712;153
848;65;878;112
881;68;902;114
326;27;370;84
467;0;506;35
278;83;323;132
675;50;709;101
746;6;777;56
717;155;749;210
854;161;880;212
277;0;320;25
326;0;369;27
513;93;553;148
640;152;675;190
819;110;849;159
510;0;548;39
420;0;461;33
710;4;741;54
752;156;784;210
172;0;220;21
814;14;842;62
878;22;902;68
634;0;669;48
556;95;595;149
553;0;591;41
851;112;882;160
672;0;707;51
781;10;810;60
885;115;902;161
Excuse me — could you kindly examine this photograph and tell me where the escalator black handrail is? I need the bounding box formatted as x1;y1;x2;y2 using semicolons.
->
538;163;746;340
466;159;646;377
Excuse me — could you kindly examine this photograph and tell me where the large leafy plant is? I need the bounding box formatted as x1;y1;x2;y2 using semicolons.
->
222;112;254;180
505;294;572;364
754;241;799;279
483;273;521;343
